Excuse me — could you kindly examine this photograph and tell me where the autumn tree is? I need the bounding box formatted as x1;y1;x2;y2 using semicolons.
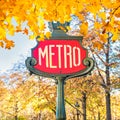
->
72;30;120;120
0;64;120;119
0;72;30;119
65;75;101;120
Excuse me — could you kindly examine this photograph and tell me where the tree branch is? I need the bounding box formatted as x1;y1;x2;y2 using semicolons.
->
65;99;83;115
93;55;107;89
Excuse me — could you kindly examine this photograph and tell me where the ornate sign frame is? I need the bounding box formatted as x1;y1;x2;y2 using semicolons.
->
26;36;94;81
25;22;94;120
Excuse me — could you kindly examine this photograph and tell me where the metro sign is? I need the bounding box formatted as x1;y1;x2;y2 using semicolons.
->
26;23;94;120
32;40;87;75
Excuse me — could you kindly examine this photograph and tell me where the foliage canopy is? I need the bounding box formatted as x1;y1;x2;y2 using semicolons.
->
0;0;120;49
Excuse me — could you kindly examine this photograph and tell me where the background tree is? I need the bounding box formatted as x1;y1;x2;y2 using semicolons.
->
65;75;102;120
0;66;120;119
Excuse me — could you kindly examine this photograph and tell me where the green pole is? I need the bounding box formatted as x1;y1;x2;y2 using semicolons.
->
56;77;66;120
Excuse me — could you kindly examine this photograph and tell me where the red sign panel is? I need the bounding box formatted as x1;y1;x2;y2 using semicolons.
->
32;40;87;74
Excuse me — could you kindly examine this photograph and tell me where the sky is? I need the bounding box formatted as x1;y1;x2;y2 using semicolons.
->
0;33;36;72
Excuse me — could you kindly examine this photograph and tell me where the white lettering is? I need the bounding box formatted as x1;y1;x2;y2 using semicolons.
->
49;45;57;68
64;45;67;68
39;47;48;67
56;45;62;68
64;45;73;68
73;47;81;66
38;44;81;69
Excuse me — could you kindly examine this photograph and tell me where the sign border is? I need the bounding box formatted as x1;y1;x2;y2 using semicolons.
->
26;39;94;80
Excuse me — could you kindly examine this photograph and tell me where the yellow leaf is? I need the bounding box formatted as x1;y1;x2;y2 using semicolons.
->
5;17;12;24
39;24;45;31
9;30;15;36
98;12;106;20
7;25;15;36
111;28;119;42
45;32;51;39
37;33;44;41
71;7;76;14
76;13;85;21
66;26;71;31
87;3;101;14
112;33;119;42
0;27;6;39
94;22;102;29
29;34;36;40
38;19;45;31
101;0;114;8
80;22;88;35
59;19;65;24
64;15;71;21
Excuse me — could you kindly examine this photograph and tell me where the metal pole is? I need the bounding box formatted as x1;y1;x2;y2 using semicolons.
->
56;77;66;120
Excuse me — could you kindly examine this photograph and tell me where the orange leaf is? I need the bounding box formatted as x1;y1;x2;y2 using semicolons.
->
0;41;4;48
99;34;107;43
5;40;15;49
16;26;22;32
23;28;29;35
93;41;103;50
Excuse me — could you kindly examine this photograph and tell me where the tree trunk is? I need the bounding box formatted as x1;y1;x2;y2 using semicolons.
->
15;102;18;120
105;35;111;120
82;92;87;120
38;112;41;120
15;116;18;120
98;112;100;120
105;91;111;120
